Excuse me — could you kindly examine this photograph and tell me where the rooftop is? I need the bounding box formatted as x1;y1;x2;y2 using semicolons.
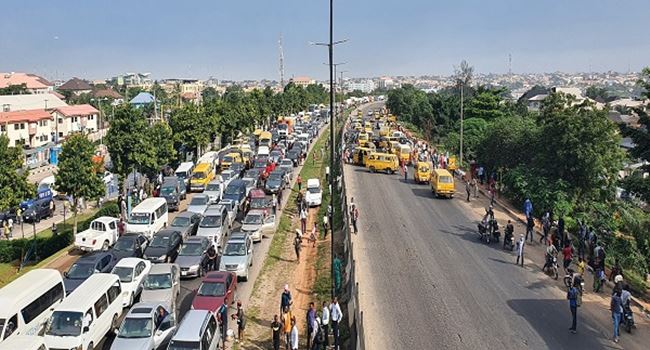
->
0;93;66;111
0;72;53;89
54;104;99;117
0;109;52;124
58;77;92;91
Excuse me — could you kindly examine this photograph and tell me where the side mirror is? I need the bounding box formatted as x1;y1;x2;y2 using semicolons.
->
156;330;163;336
114;329;119;335
83;326;90;333
63;271;69;278
227;290;232;295
247;249;252;254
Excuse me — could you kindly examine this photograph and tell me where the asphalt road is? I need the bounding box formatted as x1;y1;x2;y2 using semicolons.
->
347;103;647;350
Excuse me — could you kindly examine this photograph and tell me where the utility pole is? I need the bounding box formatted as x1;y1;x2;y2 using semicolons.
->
460;83;464;167
279;35;285;89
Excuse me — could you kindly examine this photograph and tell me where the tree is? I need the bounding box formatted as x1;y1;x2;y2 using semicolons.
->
464;87;510;121
54;134;104;235
201;87;219;104
145;123;176;177
0;83;30;95
169;104;214;160
0;135;35;211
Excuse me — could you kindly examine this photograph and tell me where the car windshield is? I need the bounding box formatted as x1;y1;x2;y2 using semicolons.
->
200;215;221;228
160;186;176;195
221;173;232;181
150;235;171;248
224;242;246;256
223;156;234;163
192;172;206;180
171;217;190;227
144;273;172;289
243;214;263;225
67;263;95;279
245;170;259;178
118;317;153;338
197;281;226;297
46;311;83;336
206;184;221;191
168;340;200;350
308;187;320;194
250;198;268;209
113;266;134;283
440;176;453;183
179;243;203;256
113;238;135;252
224;185;241;195
129;212;150;225
190;197;208;206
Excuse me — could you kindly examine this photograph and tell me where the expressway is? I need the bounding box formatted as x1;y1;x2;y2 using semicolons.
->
347;103;648;350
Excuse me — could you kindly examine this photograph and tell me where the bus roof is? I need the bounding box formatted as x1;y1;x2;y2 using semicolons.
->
433;168;453;177
193;163;212;172
175;162;194;173
0;269;64;318
54;274;119;312
132;197;167;213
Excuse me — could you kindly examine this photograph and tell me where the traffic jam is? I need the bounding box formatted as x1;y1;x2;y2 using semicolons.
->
0;108;328;350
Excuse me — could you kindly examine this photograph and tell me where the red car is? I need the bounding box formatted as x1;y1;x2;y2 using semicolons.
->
192;271;237;312
248;189;271;215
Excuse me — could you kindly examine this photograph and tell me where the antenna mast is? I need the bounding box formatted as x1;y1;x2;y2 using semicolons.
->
278;35;285;89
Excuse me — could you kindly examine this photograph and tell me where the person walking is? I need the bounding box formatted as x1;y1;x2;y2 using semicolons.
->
272;194;278;215
403;163;409;182
567;282;579;333
280;284;293;313
300;208;307;235
471;178;478;198
217;301;228;349
540;211;550;244
233;300;246;343
562;242;574;274
294;232;302;262
310;223;317;248
322;214;329;239
330;298;342;350
321;301;330;348
306;302;316;349
351;206;359;234
611;290;623;343
523;198;533;219
525;215;535;243
206;245;217;271
297;175;302;191
272;314;282;350
282;307;293;350
325;166;330;183
515;234;525;266
290;317;299;350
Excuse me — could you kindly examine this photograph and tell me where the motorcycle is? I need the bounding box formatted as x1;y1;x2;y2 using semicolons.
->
478;219;498;244
503;231;515;251
543;254;559;280
622;302;635;333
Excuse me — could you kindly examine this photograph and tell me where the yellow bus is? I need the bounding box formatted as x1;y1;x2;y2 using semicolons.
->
430;169;455;198
190;163;215;192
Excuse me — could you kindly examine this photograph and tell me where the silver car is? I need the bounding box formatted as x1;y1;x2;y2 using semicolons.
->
219;232;253;281
240;210;276;242
110;302;176;350
187;194;210;215
196;206;229;249
176;236;211;278
219;199;238;227
140;263;181;309
203;180;223;204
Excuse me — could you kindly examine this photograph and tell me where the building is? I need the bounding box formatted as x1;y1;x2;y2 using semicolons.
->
130;92;156;108
0;109;55;168
0;93;67;112
58;77;93;96
291;76;314;88
0;72;54;94
51;105;100;141
112;73;153;88
347;80;376;93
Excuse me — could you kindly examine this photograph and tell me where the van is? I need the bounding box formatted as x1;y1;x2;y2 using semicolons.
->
398;145;412;165
352;147;375;166
44;274;123;350
430;169;455;198
126;198;169;239
223;180;247;210
257;146;270;158
38;176;58;198
220;153;242;170
414;162;431;183
259;131;273;148
197;152;219;171
160;176;186;211
365;152;399;174
0;269;65;342
190;163;215;192
174;162;195;190
0;335;47;350
167;310;220;350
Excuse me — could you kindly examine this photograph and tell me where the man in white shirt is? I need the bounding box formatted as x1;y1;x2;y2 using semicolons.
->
290;317;299;350
321;301;330;348
330;298;342;350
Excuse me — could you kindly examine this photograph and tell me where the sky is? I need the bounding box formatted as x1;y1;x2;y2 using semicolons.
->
1;0;649;81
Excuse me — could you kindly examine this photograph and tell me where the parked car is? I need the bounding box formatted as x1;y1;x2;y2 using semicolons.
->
248;189;271;216
279;159;294;180
169;211;202;239
230;162;246;178
112;233;149;260
269;150;283;163
187;194;210;215
305;178;323;207
191;271;237;313
111;257;152;307
204;180;223;204
264;170;285;194
160;176;186;211
167;310;220;350
140;263;181;308
111;302;176;350
240;210;276;242
63;252;116;295
218;169;237;188
176;236;211;278
286;149;300;166
243;168;262;188
218;199;238;227
223;179;248;210
197;206;229;249
74;216;120;252
219;232;254;281
241;178;255;198
143;229;183;263
22;197;53;223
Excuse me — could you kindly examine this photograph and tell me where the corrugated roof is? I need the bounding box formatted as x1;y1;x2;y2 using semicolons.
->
0;93;66;111
0;109;52;123
54;104;99;116
0;72;52;89
130;92;155;104
58;77;92;91
92;88;122;99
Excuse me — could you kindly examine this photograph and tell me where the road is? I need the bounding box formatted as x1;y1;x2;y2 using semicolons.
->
347;103;648;350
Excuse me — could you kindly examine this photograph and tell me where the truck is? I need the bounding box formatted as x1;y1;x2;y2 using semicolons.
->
74;216;120;252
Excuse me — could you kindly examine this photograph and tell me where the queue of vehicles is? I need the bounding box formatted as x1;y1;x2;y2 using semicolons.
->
0;111;326;350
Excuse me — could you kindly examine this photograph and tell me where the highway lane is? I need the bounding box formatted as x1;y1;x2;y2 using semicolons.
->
347;104;640;350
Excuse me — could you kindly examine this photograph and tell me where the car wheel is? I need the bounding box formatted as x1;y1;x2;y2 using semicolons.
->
87;343;94;350
243;270;249;282
101;240;110;251
129;293;134;307
111;314;119;332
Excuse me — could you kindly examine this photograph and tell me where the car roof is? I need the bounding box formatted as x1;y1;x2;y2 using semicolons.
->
204;206;225;216
175;211;198;219
227;232;248;242
192;194;209;200
155;229;180;237
184;236;208;244
92;216;118;224
125;302;171;318
76;251;112;263
114;257;146;268
203;271;229;282
149;263;177;274
173;310;212;341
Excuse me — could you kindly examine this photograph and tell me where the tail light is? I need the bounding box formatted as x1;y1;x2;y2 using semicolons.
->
92;239;97;245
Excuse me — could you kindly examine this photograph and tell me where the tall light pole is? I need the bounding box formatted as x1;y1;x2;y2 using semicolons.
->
459;83;464;167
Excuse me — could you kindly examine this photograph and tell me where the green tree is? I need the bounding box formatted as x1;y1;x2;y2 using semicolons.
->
201;87;219;104
0;83;30;95
105;105;153;185
145;123;176;177
444;117;488;160
464;87;509;121
169;104;214;160
0;135;35;211
54;134;104;235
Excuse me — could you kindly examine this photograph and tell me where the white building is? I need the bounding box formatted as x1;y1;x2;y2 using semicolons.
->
52;105;100;141
347;80;376;93
0;93;67;112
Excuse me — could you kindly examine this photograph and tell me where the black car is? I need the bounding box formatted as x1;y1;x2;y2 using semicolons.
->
265;170;285;194
143;229;183;263
223;179;248;210
111;233;149;260
230;162;246;178
169;211;202;239
286;149;300;167
243;168;262;185
63;251;117;295
22;197;54;223
0;207;18;223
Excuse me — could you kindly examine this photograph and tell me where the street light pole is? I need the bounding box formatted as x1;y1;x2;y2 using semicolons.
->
328;0;335;299
459;83;464;167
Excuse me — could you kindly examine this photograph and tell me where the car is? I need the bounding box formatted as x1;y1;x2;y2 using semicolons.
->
218;169;237;188
223;179;248;210
264;170;285;194
196;206;229;249
143;229;183;263
176;236;211;278
203;180;223;204
269;150;283;163
230;162;246;178
111;257;152;307
219;232;254;281
168;310;221;350
243;168;262;187
286;149;300;166
22;197;53;223
140;263;181;308
159;176;186;211
240;210;276;242
218;199;238;228
111;302;176;350
169;211;202;239
305;178;323;207
74;216;120;252
63;251;116;295
187;194;210;215
279;159;294;180
241;177;255;198
191;271;237;313
248;189;271;215
112;233;149;260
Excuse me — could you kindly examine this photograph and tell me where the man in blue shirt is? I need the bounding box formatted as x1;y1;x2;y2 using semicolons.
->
523;198;533;219
567;284;578;333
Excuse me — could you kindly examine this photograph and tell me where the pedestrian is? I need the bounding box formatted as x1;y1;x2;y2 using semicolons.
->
611;289;623;343
558;216;566;246
540;211;550;244
233;300;246;343
471;178;478;198
294;232;302;262
321;301;330;348
300;208;307;234
206;244;217;271
272;314;282;350
117;217;126;236
567;281;579;333
523;198;533;219
307;302;316;349
326;166;330;183
594;267;606;293
282;307;293;350
290;317;299;350
351;206;359;234
322;214;329;239
217;301;228;348
526;215;535;243
278;186;283;207
330;297;342;350
403;163;408;182
272;194;278;215
465;180;471;202
515;234;525;266
310;223;317;247
51;222;58;236
7;218;13;238
562;242;574;274
297;175;302;191
281;284;293;313
3;221;9;240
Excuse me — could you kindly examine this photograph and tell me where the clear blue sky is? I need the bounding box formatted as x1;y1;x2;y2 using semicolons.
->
1;0;648;81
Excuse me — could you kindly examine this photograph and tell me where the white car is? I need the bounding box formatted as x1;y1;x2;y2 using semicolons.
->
204;180;223;204
305;178;322;207
240;210;276;242
111;258;152;307
187;194;210;215
74;216;120;251
219;199;239;227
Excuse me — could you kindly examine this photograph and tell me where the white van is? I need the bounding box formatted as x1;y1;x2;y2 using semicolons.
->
257;146;270;158
38;176;58;198
126;198;168;239
305;178;322;207
45;274;123;350
0;335;47;350
0;269;65;342
174;162;195;189
198;152;219;172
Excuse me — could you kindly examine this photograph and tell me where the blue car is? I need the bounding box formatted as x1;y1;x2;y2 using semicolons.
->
223;179;247;211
